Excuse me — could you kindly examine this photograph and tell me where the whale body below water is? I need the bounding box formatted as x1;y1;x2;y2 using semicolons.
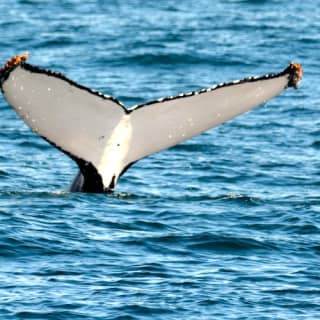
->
0;54;302;193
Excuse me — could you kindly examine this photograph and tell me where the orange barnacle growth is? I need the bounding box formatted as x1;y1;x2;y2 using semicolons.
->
0;52;29;72
288;62;303;89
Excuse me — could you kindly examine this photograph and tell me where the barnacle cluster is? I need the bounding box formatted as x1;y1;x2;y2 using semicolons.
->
0;52;29;73
288;62;303;88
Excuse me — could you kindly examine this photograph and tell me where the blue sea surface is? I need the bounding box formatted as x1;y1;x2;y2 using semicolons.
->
0;0;319;319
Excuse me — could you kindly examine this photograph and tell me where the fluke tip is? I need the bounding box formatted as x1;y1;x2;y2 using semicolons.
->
287;62;303;89
0;52;29;73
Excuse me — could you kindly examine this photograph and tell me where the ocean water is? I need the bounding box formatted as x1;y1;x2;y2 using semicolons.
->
0;0;319;319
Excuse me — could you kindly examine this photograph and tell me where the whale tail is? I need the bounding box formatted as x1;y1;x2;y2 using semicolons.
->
0;54;302;192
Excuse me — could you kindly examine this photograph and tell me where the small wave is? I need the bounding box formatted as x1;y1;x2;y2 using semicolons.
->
0;169;9;177
0;190;69;197
14;310;82;320
311;141;320;149
187;235;277;253
312;245;320;255
218;193;261;205
125;52;211;66
171;143;216;153
146;192;262;205
115;304;175;316
284;223;319;235
139;232;278;254
118;52;251;68
0;237;67;257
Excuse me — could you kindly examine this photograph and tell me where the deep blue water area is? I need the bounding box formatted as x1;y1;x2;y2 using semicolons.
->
0;0;319;319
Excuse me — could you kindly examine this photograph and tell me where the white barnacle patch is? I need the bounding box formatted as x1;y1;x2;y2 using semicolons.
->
187;117;194;127
254;86;265;98
97;114;132;188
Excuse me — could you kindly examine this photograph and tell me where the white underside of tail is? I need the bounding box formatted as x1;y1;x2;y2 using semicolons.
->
1;63;296;190
97;114;132;187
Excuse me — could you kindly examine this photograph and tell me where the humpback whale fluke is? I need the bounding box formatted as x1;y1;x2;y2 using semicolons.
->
0;53;303;193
